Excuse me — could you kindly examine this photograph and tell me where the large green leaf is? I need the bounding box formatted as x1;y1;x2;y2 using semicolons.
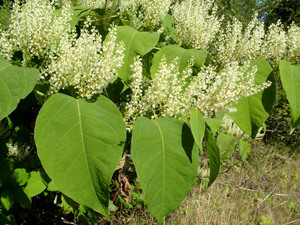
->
131;117;199;224
150;45;207;78
279;61;300;128
190;108;205;151
34;93;126;218
204;127;220;186
230;59;276;138
116;26;159;83
0;56;39;121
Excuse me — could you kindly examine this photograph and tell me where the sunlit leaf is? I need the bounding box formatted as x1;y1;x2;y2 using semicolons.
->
24;172;46;198
0;56;39;121
151;45;206;78
279;61;300;128
217;133;237;160
190;108;205;151
230;59;276;138
35;93;126;218
116;26;159;83
132;117;199;224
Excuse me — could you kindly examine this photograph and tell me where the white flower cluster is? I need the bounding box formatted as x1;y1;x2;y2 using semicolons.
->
0;0;125;99
172;0;223;49
124;56;271;125
124;55;192;124
216;15;265;65
7;139;31;160
45;21;125;99
186;62;271;116
119;0;172;29
260;20;288;66
286;22;300;63
0;0;73;63
216;14;300;66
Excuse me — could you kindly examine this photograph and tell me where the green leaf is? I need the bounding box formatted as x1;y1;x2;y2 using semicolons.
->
190;108;205;151
34;93;126;218
0;55;39;121
239;139;251;162
47;181;59;192
150;45;207;79
204;127;220;186
116;26;159;83
108;200;118;212
132;117;199;224
279;61;300;128
23;172;46;197
61;194;76;213
217;133;237;160
0;190;14;211
230;59;275;138
12;168;29;186
204;112;224;135
54;6;91;28
161;14;177;41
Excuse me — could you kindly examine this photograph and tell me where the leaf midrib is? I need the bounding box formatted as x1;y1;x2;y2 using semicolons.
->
76;100;99;204
153;120;166;212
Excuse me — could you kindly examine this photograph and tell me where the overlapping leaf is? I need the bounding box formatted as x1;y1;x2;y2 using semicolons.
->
150;45;207;78
279;61;300;128
204;127;220;186
54;6;91;27
0;56;39;121
24;172;46;198
131;117;199;224
230;59;276;138
34;94;126;218
190;108;205;151
116;26;159;83
217;133;237;161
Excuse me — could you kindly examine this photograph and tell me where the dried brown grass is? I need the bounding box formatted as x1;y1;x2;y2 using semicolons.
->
110;141;300;225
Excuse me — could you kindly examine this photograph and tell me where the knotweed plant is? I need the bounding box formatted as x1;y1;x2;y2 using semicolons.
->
44;20;125;99
119;0;172;29
172;0;223;49
1;1;299;224
124;56;271;127
0;0;73;63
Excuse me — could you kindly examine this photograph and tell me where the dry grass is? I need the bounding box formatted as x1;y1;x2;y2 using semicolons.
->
110;141;300;225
